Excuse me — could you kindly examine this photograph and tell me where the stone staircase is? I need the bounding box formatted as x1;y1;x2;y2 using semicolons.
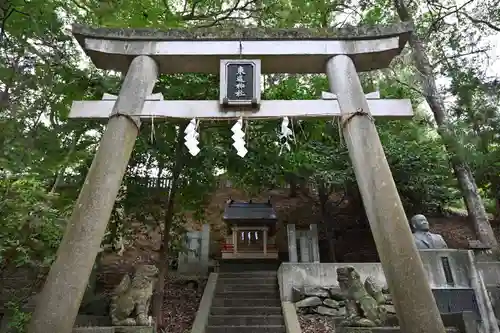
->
207;259;285;333
217;259;282;272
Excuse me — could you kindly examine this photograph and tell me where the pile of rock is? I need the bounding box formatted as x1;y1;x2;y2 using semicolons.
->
292;285;396;318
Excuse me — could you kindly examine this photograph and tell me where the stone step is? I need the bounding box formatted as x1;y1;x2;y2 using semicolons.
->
206;325;285;333
208;315;284;326
219;265;280;272
217;277;277;285
219;259;280;265
211;307;282;316
212;298;280;307
218;260;280;272
215;283;277;292
214;291;279;299
73;327;154;333
218;271;277;278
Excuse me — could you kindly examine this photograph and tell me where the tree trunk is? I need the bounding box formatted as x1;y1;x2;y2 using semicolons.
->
393;0;498;248
152;125;185;328
289;177;297;197
318;182;336;261
496;196;500;220
50;131;84;193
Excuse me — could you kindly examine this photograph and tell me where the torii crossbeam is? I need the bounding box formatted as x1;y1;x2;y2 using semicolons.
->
27;22;447;333
69;91;413;120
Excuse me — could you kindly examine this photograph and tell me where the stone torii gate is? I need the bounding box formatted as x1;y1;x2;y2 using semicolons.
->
27;23;447;333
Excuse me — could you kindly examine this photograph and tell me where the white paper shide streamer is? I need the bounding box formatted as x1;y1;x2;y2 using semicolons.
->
184;118;200;156
231;117;248;158
278;116;294;155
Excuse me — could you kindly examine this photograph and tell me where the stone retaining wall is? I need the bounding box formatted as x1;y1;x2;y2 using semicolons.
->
278;249;499;333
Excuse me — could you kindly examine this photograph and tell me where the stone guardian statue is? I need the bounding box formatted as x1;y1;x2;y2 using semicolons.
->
110;264;158;326
411;214;448;250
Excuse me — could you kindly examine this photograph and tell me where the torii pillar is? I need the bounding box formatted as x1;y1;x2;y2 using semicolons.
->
326;54;445;333
27;55;158;333
28;23;445;333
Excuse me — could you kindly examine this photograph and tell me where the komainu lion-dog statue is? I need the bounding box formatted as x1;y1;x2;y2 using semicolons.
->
110;264;159;326
337;266;388;327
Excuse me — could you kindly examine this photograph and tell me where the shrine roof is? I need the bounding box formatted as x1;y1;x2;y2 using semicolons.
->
72;22;413;42
71;22;413;74
223;201;278;221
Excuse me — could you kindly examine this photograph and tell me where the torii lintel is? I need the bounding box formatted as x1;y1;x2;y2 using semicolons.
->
72;22;413;74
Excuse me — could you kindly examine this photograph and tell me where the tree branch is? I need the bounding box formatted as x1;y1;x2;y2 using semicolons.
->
431;48;490;69
459;11;500;32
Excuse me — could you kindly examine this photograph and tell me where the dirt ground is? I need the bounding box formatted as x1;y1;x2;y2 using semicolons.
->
97;232;205;333
298;313;336;333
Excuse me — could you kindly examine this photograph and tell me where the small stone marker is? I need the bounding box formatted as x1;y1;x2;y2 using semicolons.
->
440;257;455;286
177;225;210;274
288;225;320;263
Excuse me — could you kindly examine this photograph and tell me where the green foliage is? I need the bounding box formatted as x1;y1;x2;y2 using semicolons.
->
380;121;459;214
0;178;68;269
168;213;191;254
5;300;31;333
224;73;460;215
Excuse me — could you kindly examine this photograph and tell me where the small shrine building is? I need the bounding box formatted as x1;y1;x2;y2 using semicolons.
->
221;199;278;259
